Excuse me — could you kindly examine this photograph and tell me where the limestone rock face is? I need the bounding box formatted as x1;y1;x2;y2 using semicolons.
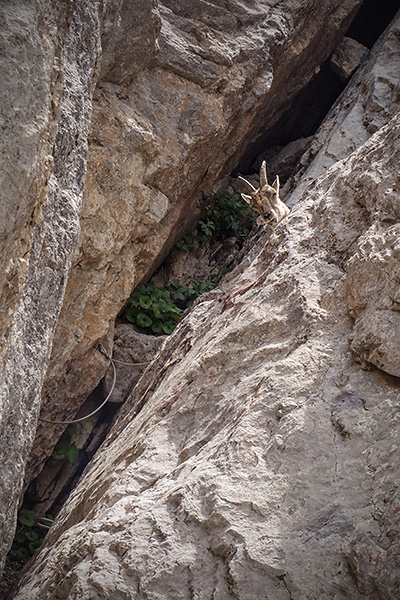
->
31;0;363;482
11;111;400;600
330;35;368;81
103;325;166;405
286;13;400;207
0;0;104;574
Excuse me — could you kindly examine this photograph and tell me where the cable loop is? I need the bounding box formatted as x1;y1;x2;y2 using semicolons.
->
38;346;116;425
38;345;150;425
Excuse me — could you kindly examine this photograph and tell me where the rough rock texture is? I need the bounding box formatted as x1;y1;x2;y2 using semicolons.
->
11;110;400;600
253;136;314;183
103;325;166;405
286;13;400;207
330;36;368;81
0;0;104;574
30;0;363;483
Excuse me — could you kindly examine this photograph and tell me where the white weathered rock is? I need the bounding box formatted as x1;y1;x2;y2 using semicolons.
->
31;0;363;483
11;111;400;599
330;36;368;81
0;0;104;574
286;13;400;207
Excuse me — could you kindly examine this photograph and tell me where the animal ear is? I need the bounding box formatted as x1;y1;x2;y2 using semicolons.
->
260;161;268;187
272;175;280;194
241;193;252;205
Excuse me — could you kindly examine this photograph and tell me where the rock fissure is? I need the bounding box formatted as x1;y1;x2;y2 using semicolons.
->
1;0;400;597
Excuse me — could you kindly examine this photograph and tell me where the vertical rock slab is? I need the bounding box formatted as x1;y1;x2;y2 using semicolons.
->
10;114;400;599
32;0;363;481
0;0;103;574
286;11;400;206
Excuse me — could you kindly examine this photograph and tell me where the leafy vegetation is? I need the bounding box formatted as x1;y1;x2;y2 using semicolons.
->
9;509;53;564
125;190;255;335
124;280;215;335
166;280;215;306
125;282;183;335
52;424;79;463
174;189;258;253
174;232;194;253
198;189;258;240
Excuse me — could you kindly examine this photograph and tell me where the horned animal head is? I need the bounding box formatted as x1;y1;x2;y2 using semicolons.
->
239;161;290;228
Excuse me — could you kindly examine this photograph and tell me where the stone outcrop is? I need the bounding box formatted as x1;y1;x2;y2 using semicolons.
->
102;325;166;405
30;0;364;483
3;0;400;592
0;0;104;574
285;12;400;206
10;101;400;598
330;35;368;81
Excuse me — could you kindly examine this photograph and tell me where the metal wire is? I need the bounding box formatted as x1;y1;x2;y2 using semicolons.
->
38;350;117;425
111;357;149;366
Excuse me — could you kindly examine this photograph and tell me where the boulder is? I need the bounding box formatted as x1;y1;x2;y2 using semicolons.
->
103;325;166;405
330;35;368;81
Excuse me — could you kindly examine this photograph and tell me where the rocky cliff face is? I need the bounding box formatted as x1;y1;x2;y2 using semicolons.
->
30;0;363;482
1;0;399;596
8;7;400;598
10;106;400;600
0;0;104;574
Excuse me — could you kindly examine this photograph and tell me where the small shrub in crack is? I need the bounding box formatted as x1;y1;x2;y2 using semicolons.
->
175;190;258;251
124;280;215;335
52;424;79;463
9;509;53;565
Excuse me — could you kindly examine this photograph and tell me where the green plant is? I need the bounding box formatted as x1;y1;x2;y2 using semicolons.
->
166;280;215;307
175;232;194;253
125;282;183;335
52;424;79;463
198;189;258;242
124;280;215;335
9;509;53;564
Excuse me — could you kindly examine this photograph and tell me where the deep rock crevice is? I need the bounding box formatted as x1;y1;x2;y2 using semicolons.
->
1;0;400;597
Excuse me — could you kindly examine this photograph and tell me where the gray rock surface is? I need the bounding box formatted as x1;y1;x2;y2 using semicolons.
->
10;106;400;600
103;325;166;405
330;36;368;81
30;0;363;484
286;13;400;207
0;0;103;575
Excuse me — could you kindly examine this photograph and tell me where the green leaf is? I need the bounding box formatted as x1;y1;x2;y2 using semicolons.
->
162;321;176;335
169;305;183;317
52;440;68;460
151;289;169;301
25;530;39;542
66;443;79;464
125;307;139;323
139;296;152;309
136;312;153;328
29;540;41;554
18;509;35;528
151;321;164;334
128;291;141;304
152;302;165;320
136;283;154;295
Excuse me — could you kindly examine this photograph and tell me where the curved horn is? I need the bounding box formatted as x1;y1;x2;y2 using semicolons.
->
238;175;257;192
260;161;268;187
